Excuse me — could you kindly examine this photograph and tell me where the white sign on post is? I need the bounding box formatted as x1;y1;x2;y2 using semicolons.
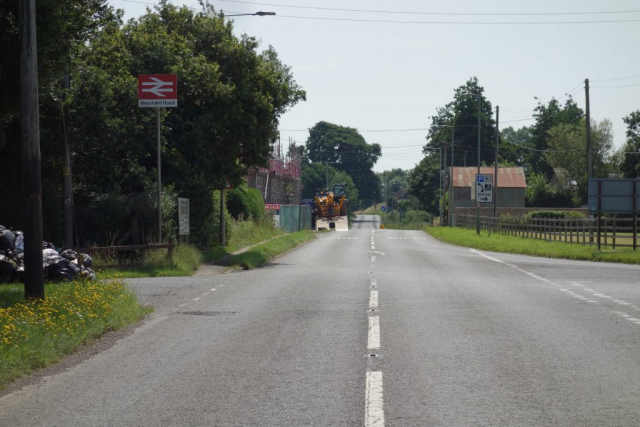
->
178;198;190;235
475;174;493;203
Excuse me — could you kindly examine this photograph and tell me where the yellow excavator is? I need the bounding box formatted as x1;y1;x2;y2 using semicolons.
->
313;184;348;230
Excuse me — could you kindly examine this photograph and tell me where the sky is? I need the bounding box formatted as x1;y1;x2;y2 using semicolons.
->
112;0;640;173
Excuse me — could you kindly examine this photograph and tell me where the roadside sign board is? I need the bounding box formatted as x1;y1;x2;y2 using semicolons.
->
265;204;280;211
178;197;189;235
475;174;493;203
588;179;640;213
381;205;386;212
138;74;177;108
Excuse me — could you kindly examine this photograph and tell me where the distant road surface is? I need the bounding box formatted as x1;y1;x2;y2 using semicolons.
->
2;215;640;426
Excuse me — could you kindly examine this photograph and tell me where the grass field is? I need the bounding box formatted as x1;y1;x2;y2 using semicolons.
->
0;279;151;389
425;226;640;265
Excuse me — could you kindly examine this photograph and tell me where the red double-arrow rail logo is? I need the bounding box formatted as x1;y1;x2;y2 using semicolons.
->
138;74;178;108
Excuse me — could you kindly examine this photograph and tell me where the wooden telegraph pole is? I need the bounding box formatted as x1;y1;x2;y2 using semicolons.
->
20;0;44;299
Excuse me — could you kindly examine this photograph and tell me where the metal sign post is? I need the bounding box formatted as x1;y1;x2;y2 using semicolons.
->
178;198;190;243
138;74;177;243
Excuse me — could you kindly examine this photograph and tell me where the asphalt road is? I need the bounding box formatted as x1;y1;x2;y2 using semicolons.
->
2;215;640;426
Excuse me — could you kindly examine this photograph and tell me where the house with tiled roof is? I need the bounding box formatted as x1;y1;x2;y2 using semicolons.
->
447;166;527;224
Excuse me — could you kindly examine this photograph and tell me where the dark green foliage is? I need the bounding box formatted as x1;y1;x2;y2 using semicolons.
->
426;77;496;167
0;2;304;248
408;153;441;215
524;210;586;220
525;173;574;208
305;121;380;201
227;186;265;220
621;111;640;178
526;98;584;179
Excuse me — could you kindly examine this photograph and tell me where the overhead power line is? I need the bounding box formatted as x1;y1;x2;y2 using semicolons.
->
591;82;640;89
217;1;640;17
273;14;640;25
591;73;640;83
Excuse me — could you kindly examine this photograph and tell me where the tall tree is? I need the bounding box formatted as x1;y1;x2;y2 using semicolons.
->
305;121;381;201
426;77;496;167
545;118;615;201
408;153;441;215
620;111;640;178
527;98;583;179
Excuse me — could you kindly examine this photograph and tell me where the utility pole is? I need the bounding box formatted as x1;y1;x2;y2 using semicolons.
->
62;67;73;249
450;126;454;226
439;145;443;226
443;141;448;225
220;189;225;246
476;94;481;235
20;0;44;299
494;105;499;219
585;78;592;179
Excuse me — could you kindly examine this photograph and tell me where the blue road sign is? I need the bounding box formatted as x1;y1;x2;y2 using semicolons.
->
381;206;386;212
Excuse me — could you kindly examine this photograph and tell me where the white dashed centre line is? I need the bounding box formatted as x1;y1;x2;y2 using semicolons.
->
368;316;380;350
370;290;379;308
365;371;385;427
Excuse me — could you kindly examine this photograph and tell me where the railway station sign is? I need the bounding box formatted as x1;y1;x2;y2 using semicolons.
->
138;74;178;108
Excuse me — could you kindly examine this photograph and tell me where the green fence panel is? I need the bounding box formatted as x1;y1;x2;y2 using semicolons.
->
279;205;311;233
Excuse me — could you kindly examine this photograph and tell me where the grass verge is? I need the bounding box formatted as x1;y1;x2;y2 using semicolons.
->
425;227;640;265
203;219;285;263
95;244;202;279
226;231;315;270
0;280;151;389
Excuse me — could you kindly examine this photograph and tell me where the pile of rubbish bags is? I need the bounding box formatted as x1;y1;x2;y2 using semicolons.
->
0;225;96;283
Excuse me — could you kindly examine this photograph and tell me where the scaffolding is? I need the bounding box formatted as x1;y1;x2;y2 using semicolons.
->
247;138;302;205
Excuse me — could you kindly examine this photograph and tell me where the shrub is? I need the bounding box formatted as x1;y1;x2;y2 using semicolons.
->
524;210;586;219
227;186;265;220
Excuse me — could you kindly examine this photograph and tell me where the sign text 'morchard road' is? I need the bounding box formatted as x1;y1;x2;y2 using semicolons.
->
138;99;178;108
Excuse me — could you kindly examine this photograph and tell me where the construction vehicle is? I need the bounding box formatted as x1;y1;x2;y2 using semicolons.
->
313;183;348;231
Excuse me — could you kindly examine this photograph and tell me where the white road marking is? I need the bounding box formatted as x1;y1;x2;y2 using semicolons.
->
368;316;380;350
179;303;186;307
371;279;377;286
370;290;379;308
366;251;386;255
211;288;216;291
365;371;385;427
372;245;375;250
469;248;504;263
192;297;200;301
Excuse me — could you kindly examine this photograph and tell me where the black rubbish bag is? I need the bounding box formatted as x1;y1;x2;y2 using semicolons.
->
0;229;16;251
0;255;18;283
48;259;80;282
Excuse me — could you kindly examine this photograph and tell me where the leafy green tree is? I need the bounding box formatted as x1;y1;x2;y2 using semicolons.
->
0;1;305;248
620;111;640;178
408;153;441;215
499;126;532;167
426;77;496;167
525;172;573;207
305;121;381;201
526;98;583;179
545;118;615;201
